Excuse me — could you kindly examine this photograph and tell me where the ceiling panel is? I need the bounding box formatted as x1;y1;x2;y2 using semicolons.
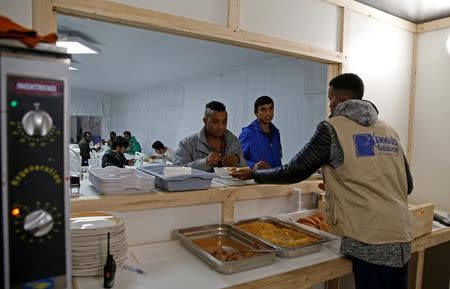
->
355;0;450;23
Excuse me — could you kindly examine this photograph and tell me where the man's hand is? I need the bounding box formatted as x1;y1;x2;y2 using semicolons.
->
253;161;271;170
230;168;254;180
207;152;222;167
223;154;240;167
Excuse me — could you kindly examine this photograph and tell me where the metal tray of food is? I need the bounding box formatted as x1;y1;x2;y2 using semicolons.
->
174;224;276;274
232;216;335;258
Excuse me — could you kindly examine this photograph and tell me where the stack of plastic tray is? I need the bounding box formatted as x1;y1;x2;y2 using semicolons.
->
138;165;216;191
88;166;155;194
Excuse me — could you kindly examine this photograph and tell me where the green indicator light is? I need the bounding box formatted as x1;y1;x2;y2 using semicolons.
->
10;100;18;108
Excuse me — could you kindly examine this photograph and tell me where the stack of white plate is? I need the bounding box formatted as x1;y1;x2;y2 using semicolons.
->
89;167;155;194
71;211;128;276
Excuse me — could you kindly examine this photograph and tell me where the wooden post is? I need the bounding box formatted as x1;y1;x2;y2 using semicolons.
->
326;64;342;117
325;278;341;289
407;32;418;162
222;199;234;224
32;0;57;34
227;0;240;30
340;7;351;73
415;250;425;289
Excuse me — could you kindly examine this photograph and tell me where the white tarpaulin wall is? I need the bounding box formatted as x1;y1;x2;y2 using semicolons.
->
71;56;327;164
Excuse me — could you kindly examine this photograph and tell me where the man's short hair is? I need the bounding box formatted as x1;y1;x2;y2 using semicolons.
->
152;141;165;150
112;136;129;149
254;96;274;114
83;131;91;138
123;131;131;137
110;131;116;138
205;101;226;117
329;73;364;100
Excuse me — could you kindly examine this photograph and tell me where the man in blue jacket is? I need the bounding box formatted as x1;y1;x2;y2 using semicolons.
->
239;96;282;169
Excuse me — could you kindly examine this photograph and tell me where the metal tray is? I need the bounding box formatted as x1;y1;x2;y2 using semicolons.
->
232;217;335;258
174;224;276;274
138;165;215;191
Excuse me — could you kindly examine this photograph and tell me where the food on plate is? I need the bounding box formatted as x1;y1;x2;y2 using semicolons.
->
236;221;319;248
296;212;331;232
226;167;248;174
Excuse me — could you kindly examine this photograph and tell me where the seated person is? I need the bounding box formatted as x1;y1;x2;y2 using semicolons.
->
106;131;116;148
174;101;246;171
123;131;142;155
102;136;135;168
239;96;282;169
151;141;175;163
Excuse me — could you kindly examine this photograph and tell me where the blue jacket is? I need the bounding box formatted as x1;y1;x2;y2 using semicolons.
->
239;120;282;169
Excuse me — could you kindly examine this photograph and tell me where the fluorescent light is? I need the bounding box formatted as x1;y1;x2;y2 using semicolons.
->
69;66;78;71
56;36;100;54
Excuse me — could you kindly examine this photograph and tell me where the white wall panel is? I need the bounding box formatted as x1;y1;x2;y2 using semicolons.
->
0;0;32;28
111;0;228;25
122;204;221;244
241;0;340;52
234;195;299;221
70;88;112;138
409;28;450;211
110;57;327;162
346;11;414;147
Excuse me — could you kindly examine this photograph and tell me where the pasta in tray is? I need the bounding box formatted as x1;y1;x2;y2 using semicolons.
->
237;221;319;248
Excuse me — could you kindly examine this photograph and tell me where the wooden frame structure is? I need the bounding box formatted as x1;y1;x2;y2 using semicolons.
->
31;0;450;159
31;1;450;288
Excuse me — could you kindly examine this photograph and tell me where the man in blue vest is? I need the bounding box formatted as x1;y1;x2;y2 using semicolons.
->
239;96;282;170
232;74;413;289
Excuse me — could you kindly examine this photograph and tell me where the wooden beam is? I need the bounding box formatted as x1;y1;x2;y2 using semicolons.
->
407;32;418;161
414;250;425;289
227;0;240;30
412;228;450;252
71;181;323;213
225;258;352;289
51;0;343;64
70;188;232;212
417;16;450;33
322;0;416;33
32;0;57;35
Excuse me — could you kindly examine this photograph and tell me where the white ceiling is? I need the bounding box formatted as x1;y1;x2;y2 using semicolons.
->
58;15;280;96
355;0;450;23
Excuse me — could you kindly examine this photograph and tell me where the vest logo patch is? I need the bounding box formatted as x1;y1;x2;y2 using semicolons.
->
353;133;399;157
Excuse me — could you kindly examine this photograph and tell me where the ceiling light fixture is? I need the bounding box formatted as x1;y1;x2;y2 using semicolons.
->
69;66;79;71
56;36;100;54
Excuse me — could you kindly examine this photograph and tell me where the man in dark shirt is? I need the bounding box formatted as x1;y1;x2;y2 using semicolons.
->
102;136;135;168
78;132;93;166
106;131;116;148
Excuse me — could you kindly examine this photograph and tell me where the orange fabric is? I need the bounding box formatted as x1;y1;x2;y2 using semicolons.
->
0;15;57;48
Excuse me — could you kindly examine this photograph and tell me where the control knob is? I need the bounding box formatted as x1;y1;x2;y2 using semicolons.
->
21;102;53;136
23;209;54;237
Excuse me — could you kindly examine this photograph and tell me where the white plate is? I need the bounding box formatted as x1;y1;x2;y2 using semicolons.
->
70;211;123;230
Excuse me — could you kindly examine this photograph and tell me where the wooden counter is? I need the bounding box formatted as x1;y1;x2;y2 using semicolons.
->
71;178;449;289
72;227;450;289
71;179;323;223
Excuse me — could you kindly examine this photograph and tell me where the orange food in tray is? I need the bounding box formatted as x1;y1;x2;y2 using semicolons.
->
237;222;319;248
192;236;261;262
296;212;331;232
